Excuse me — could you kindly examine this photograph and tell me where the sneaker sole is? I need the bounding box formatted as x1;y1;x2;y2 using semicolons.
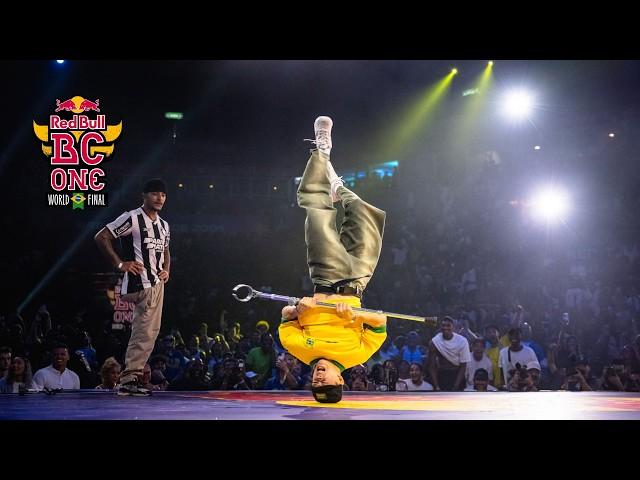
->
117;390;151;397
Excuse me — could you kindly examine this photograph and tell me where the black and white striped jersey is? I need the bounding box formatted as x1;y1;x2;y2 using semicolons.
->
106;207;170;295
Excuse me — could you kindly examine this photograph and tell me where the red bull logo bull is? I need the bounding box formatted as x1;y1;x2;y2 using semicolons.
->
79;98;100;112
55;98;77;112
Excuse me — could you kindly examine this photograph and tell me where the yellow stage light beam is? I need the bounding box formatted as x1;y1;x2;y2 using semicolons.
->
379;69;457;159
453;61;494;148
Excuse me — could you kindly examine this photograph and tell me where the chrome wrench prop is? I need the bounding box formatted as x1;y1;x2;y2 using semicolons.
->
232;284;437;326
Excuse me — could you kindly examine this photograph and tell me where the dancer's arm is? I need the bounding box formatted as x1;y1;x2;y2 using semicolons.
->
94;227;145;274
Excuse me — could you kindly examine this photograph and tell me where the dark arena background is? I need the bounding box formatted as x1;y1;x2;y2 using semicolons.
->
1;60;640;421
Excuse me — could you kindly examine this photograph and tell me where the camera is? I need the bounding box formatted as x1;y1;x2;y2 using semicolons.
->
384;367;398;392
567;377;580;391
510;362;530;389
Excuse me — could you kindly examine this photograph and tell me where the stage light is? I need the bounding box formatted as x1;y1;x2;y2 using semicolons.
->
209;184;214;189
609;132;615;138
488;61;493;66
534;145;541;150
501;89;534;121
178;183;184;188
529;186;570;224
56;60;65;64
451;68;458;75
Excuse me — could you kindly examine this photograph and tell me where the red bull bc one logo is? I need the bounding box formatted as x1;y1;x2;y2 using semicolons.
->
33;96;122;209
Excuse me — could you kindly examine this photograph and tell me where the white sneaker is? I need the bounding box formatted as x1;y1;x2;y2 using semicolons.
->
326;160;344;203
313;116;333;155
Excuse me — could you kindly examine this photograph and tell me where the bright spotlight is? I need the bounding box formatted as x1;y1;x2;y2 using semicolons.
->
56;59;65;64
529;186;570;224
488;61;494;66
501;89;534;121
534;145;541;150
451;68;458;75
608;132;615;138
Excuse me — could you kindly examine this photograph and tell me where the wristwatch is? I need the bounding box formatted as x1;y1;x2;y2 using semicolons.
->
117;262;123;271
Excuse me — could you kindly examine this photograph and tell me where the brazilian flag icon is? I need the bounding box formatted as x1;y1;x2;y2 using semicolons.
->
71;192;86;210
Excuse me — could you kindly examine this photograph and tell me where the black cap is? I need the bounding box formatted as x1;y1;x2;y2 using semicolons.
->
311;384;343;403
143;178;167;194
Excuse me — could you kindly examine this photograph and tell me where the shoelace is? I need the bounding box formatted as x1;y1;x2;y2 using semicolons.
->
303;137;330;147
304;130;331;148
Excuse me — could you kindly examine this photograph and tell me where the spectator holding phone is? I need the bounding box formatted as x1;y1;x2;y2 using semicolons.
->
265;352;302;390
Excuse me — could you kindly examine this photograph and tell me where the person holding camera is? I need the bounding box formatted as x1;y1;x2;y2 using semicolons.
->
600;359;629;391
347;364;373;391
210;357;251;390
561;355;594;391
168;358;211;391
499;327;539;387
507;363;538;392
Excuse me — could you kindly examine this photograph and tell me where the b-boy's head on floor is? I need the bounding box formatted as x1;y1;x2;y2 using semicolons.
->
310;358;344;403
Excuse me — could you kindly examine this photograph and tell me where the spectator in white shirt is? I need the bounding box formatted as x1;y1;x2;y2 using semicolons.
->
499;328;540;386
32;344;80;391
464;368;498;391
403;362;434;391
465;338;494;388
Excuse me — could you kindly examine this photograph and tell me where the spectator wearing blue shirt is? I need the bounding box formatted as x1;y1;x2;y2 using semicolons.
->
400;331;426;364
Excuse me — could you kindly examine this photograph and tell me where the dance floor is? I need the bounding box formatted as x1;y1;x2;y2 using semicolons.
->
2;390;640;420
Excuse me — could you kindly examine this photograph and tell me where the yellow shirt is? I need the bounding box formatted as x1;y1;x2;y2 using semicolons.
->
483;335;510;388
278;296;387;370
485;344;503;388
